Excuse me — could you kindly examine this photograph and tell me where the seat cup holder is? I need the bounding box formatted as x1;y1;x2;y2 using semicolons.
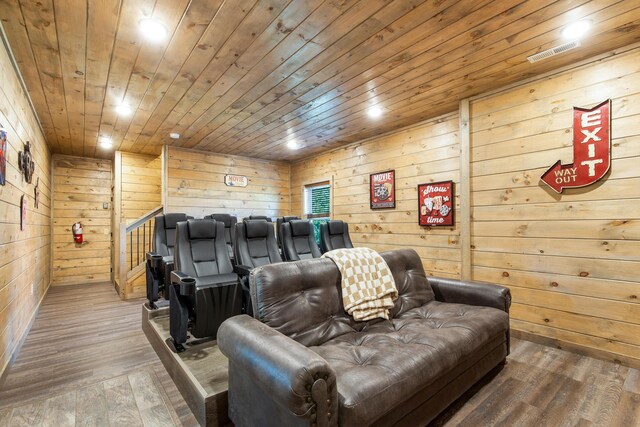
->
149;254;163;269
180;277;196;296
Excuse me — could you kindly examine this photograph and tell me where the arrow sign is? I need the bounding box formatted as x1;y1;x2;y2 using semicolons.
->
541;99;611;193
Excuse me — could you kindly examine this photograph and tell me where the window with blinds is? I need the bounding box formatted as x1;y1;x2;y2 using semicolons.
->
304;181;330;243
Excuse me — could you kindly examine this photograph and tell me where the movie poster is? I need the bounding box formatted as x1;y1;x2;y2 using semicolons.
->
418;181;454;226
0;126;7;186
370;170;395;209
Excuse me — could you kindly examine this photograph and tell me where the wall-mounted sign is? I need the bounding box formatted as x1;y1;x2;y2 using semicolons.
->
34;177;40;208
20;194;27;231
541;99;611;193
18;141;35;183
0;126;7;186
418;181;454;227
224;174;248;187
370;170;395;209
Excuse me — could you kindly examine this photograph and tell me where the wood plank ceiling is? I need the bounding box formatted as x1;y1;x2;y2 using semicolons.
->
1;0;639;161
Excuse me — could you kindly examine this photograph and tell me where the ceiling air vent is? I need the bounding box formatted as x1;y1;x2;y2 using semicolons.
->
527;40;581;63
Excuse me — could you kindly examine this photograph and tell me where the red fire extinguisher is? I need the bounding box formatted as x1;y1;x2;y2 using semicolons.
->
72;222;83;244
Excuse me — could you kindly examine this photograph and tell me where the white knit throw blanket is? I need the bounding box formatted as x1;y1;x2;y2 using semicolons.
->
322;247;398;321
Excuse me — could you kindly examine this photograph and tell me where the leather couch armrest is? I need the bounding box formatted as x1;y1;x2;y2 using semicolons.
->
428;277;511;313
218;315;338;426
170;270;196;296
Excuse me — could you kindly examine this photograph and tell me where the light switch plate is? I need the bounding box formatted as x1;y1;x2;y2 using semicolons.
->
103;202;109;209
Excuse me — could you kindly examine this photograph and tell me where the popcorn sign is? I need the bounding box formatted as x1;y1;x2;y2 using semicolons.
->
418;181;454;226
370;170;395;209
541;100;611;193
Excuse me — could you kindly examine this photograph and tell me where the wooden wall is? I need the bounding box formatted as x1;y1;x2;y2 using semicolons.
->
469;46;640;367
52;155;112;285
0;37;51;378
290;113;461;278
164;146;290;219
113;152;161;299
290;45;640;368
119;153;162;223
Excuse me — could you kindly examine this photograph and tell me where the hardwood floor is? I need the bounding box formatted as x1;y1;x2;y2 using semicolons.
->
0;282;198;426
1;281;639;426
431;339;640;427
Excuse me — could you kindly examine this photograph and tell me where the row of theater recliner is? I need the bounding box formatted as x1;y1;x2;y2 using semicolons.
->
145;213;353;352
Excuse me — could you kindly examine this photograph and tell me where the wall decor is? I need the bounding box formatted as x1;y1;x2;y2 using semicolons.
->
18;140;35;183
34;176;40;208
0;125;6;186
224;174;248;187
370;170;395;209
541;99;611;193
418;181;454;226
20;194;27;231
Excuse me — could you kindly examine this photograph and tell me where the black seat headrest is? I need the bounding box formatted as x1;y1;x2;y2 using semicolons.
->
188;219;216;239
208;213;232;227
164;213;188;229
290;220;311;236
328;220;344;235
245;220;270;238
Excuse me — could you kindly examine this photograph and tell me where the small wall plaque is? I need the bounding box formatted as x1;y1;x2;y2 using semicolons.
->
224;174;248;187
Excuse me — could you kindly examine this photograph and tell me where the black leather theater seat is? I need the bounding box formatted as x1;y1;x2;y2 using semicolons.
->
248;215;272;222
276;215;299;250
168;219;242;352
204;213;237;262
282;220;321;261
319;219;354;253
233;219;282;315
146;213;191;308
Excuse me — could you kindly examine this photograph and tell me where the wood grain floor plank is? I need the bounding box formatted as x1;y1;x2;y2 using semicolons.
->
75;382;109;427
0;407;12;425
103;374;144;427
624;368;640;394
139;404;177;427
609;391;640;427
8;400;46;426
42;390;76;427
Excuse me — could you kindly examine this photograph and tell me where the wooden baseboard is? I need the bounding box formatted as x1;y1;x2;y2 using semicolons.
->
0;282;51;388
51;278;110;287
512;329;640;370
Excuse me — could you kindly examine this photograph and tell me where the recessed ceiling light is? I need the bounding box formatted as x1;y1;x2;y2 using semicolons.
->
99;137;113;149
561;19;592;40
367;105;383;119
170;132;180;139
139;19;168;42
116;103;132;116
287;140;300;150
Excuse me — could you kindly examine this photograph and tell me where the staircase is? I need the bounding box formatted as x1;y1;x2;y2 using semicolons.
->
115;206;162;299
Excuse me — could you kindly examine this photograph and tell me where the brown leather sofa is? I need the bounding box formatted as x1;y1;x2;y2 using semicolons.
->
218;249;511;426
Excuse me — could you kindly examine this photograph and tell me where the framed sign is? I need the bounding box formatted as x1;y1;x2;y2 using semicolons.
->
370;170;395;209
418;181;454;226
224;174;248;187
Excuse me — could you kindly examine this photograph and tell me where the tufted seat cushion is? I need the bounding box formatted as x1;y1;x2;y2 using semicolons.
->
310;301;508;425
